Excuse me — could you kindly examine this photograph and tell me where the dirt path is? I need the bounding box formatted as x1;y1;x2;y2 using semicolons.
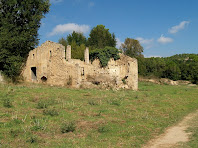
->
143;110;198;148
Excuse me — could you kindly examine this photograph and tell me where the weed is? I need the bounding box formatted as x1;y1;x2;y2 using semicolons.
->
98;126;109;133
13;119;23;124
37;99;57;109
37;100;48;109
26;135;38;144
3;98;13;108
31;119;45;131
10;129;21;137
43;108;59;116
67;76;72;86
88;100;98;105
108;99;121;106
122;78;127;84
135;95;139;99
61;121;76;133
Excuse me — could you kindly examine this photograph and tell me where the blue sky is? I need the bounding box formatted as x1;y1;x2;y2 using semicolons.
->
39;0;198;57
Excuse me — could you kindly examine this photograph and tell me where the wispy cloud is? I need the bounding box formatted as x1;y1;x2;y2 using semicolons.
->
50;0;63;4
88;2;95;7
157;35;173;44
169;21;190;34
48;23;90;36
136;37;154;49
116;38;123;49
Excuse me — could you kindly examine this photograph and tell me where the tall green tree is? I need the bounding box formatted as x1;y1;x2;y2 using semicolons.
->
58;32;87;61
88;25;116;49
58;37;67;47
121;38;144;58
0;0;50;81
67;31;87;46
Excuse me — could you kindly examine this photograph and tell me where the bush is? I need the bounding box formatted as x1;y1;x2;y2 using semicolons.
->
88;100;98;106
61;121;76;133
3;98;13;108
98;126;109;133
90;46;120;67
37;100;48;109
10;129;21;137
26;135;38;144
43;108;59;116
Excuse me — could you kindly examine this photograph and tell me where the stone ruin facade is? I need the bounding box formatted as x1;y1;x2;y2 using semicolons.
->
22;41;138;90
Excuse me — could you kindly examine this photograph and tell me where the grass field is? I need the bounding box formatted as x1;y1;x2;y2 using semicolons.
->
0;82;198;147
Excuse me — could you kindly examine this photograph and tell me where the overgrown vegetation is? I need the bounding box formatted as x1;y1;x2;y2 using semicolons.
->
0;0;50;82
58;25;117;62
138;54;198;84
61;121;76;133
90;46;120;67
0;82;198;147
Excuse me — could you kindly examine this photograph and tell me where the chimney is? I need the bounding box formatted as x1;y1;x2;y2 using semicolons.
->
66;45;71;60
84;47;89;64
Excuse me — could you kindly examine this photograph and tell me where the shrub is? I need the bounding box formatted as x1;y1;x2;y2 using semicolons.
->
26;135;38;144
61;121;76;133
43;108;59;116
98;126;109;133
36;99;57;109
122;78;126;84
3;98;13;108
90;46;120;67
88;100;98;106
108;99;121;106
10;129;21;137
37;100;48;109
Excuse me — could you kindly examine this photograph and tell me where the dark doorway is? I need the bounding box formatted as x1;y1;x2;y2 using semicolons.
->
41;76;47;82
31;67;37;81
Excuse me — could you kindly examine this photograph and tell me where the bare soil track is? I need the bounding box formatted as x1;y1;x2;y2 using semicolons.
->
143;110;198;148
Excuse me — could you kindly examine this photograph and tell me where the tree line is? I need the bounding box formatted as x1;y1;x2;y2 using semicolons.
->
58;25;143;67
137;54;198;84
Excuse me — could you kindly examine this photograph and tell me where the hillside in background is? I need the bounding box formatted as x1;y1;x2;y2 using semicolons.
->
138;54;198;84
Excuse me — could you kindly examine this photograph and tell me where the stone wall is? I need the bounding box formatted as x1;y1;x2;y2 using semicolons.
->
22;41;138;90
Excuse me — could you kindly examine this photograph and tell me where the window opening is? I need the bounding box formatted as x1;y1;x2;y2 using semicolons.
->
81;67;85;76
41;76;47;82
31;67;37;81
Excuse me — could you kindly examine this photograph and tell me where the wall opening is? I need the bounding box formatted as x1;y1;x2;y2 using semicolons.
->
41;76;47;82
31;67;37;81
50;51;52;57
81;67;85;76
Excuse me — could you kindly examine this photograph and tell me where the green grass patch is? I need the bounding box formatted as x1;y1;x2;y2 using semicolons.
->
0;82;198;147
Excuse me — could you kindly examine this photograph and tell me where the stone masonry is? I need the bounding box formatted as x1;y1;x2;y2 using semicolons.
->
22;41;138;90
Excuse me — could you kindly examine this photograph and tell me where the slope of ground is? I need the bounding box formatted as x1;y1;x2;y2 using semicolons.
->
0;82;198;147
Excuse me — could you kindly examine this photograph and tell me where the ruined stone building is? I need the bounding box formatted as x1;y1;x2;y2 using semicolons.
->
22;41;138;90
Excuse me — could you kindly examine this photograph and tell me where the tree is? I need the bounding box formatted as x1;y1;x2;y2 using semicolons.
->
58;32;87;60
121;38;144;58
67;31;87;46
88;25;116;49
90;46;120;67
0;0;50;81
58;37;67;48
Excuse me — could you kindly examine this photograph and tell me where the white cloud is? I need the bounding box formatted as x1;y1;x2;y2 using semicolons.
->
88;2;95;7
48;23;90;36
136;37;154;49
169;21;190;34
50;0;63;4
157;35;173;44
116;38;123;49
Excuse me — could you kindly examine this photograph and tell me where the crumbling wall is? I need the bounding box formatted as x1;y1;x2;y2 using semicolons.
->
22;41;138;90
